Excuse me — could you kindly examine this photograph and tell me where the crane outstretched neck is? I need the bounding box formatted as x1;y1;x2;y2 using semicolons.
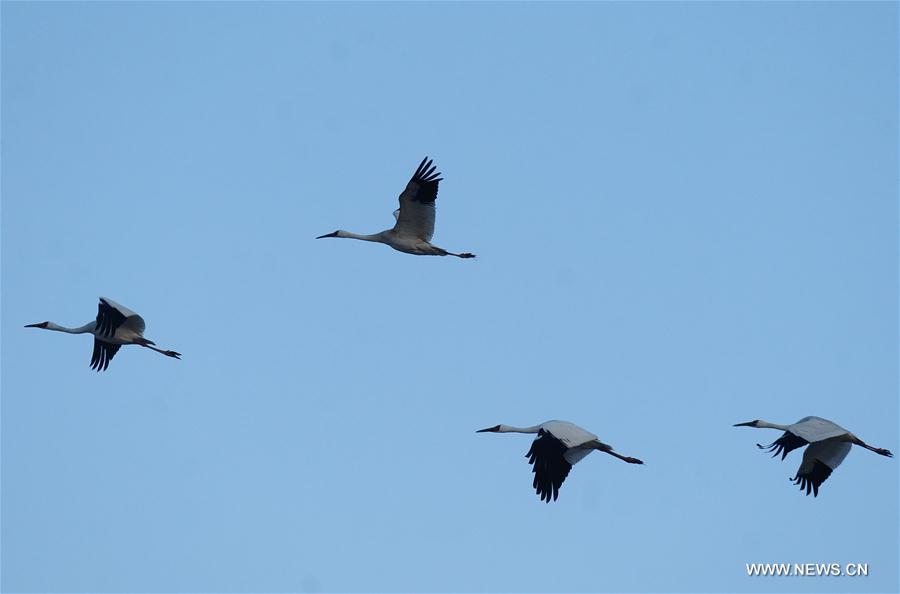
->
476;424;542;434
733;419;791;431
316;230;388;243
25;321;95;334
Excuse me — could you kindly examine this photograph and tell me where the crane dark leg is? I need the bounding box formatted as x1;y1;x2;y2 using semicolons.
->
140;343;182;359
595;442;644;464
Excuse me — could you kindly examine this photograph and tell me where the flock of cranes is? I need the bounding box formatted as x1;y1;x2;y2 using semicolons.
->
25;157;893;501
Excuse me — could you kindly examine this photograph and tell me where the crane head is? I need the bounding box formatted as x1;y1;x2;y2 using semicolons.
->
316;230;341;239
25;321;50;329
476;425;502;433
733;420;761;428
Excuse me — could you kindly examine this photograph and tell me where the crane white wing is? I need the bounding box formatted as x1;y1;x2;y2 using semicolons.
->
392;156;440;242
788;416;848;444
563;446;594;466
97;297;145;337
99;297;139;319
791;439;851;496
120;314;146;335
542;420;599;449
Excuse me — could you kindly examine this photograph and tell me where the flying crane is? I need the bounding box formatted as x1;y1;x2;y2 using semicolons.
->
477;420;644;502
317;157;475;258
26;297;181;372
734;416;893;496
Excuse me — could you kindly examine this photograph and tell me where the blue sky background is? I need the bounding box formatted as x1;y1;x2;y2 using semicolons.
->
2;3;897;593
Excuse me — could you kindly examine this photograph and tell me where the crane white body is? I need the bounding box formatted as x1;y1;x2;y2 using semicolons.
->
735;416;893;496
477;420;643;502
317;157;475;258
26;297;181;371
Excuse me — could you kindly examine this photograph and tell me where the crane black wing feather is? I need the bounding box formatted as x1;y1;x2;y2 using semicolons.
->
525;429;572;503
90;339;121;372
791;460;833;497
403;156;442;205
758;431;809;460
95;299;128;339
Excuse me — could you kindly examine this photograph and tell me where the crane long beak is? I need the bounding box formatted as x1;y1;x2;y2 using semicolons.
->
24;323;43;328
733;421;756;427
316;231;339;239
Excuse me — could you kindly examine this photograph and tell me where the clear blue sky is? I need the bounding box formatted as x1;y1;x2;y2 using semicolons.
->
2;2;897;593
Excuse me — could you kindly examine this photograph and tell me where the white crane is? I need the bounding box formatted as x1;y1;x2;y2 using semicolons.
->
316;157;475;258
25;297;182;372
734;416;893;496
477;420;644;502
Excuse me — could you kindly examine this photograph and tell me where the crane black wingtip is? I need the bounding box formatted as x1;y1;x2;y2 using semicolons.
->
410;157;442;185
414;156;431;176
